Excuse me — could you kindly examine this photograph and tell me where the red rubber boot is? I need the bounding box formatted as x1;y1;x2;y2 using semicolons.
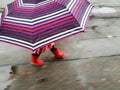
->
30;54;44;66
51;48;65;58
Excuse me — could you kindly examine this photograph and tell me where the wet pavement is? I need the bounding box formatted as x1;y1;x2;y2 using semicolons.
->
4;56;120;90
0;66;12;90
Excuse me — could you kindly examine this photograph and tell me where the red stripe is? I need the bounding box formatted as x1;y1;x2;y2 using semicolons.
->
2;23;31;31
72;0;83;16
33;15;74;31
3;14;74;32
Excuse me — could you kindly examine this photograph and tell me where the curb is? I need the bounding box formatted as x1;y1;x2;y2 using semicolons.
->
91;6;120;18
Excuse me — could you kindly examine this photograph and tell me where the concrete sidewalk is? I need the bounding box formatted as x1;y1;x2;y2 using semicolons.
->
0;17;120;90
90;0;120;18
6;56;120;90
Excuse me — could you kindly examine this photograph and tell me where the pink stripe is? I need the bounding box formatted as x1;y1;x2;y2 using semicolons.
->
2;23;31;31
2;32;33;42
71;0;83;16
2;14;74;34
33;15;75;33
56;0;61;3
3;22;29;28
32;14;73;31
3;13;72;32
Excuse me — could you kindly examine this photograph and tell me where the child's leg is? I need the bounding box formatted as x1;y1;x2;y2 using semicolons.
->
30;49;44;66
50;45;65;58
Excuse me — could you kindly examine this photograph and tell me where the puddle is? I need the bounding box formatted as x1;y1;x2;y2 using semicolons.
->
0;65;16;90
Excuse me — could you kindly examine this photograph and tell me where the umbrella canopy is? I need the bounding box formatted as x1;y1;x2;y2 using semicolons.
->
0;0;94;50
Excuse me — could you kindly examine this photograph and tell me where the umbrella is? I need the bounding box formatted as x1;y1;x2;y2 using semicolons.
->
0;0;94;51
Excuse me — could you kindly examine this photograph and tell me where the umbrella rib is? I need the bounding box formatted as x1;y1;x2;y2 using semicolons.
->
21;0;53;7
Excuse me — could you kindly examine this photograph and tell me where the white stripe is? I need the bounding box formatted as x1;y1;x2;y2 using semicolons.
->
0;36;32;49
5;9;69;25
5;7;8;16
17;0;21;7
0;36;33;46
81;4;93;28
22;0;53;7
22;0;51;6
19;0;23;6
19;0;53;8
34;26;82;46
67;0;76;11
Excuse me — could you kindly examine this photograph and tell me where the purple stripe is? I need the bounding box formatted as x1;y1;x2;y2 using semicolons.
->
7;3;14;14
8;2;65;19
22;0;47;4
3;13;75;33
33;16;78;35
75;0;88;23
35;20;79;42
0;28;34;43
77;2;90;24
55;0;71;6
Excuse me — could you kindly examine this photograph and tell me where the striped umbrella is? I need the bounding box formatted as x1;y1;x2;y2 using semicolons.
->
0;0;94;51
